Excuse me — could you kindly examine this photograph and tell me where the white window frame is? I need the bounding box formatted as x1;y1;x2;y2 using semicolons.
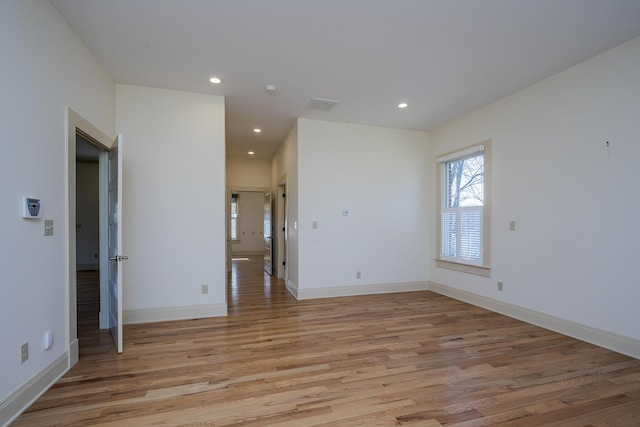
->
435;141;491;277
230;193;239;241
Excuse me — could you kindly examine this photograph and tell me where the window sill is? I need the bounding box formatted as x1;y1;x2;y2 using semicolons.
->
435;259;491;277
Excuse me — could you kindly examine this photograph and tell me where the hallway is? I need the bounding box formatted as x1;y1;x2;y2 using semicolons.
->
227;256;296;317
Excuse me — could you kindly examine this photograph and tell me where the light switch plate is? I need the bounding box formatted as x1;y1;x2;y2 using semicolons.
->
44;219;53;236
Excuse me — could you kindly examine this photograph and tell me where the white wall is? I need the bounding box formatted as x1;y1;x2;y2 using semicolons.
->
429;36;640;341
0;0;115;419
296;119;430;297
232;192;266;255
76;162;99;269
115;85;226;321
272;122;299;286
227;158;271;189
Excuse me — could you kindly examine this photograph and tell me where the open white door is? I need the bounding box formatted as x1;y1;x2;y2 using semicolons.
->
226;189;232;274
108;134;125;353
264;192;272;274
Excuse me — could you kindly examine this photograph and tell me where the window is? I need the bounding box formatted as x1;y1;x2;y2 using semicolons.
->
436;142;491;276
230;193;239;241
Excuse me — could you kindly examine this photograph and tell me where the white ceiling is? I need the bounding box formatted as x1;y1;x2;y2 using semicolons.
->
52;0;640;160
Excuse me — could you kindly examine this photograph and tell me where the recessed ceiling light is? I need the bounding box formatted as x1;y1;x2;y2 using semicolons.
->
398;102;408;109
253;128;262;133
248;151;255;155
209;76;221;84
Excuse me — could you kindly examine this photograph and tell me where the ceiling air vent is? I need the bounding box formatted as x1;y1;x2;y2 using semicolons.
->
306;97;340;111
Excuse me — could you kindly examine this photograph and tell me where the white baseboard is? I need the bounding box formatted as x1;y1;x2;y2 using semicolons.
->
123;303;228;324
0;353;68;427
296;281;429;300
286;280;298;299
69;339;79;368
429;281;640;360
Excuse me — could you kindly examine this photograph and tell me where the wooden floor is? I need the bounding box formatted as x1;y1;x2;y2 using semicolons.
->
14;258;640;426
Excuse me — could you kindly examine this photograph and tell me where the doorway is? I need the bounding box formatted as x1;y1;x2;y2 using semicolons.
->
75;137;102;346
226;187;277;302
231;191;267;257
66;108;114;366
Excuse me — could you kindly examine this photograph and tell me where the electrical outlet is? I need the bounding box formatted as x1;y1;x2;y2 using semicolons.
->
509;220;516;231
356;271;361;279
21;342;29;363
44;331;54;350
201;284;208;295
497;281;504;291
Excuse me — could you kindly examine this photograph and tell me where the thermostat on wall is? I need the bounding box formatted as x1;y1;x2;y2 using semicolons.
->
23;197;41;218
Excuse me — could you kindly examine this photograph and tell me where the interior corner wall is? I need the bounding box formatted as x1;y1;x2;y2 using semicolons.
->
428;36;640;341
0;0;115;420
296;119;430;297
115;85;226;320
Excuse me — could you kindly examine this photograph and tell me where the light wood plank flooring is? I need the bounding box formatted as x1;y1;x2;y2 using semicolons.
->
75;270;116;356
14;257;640;426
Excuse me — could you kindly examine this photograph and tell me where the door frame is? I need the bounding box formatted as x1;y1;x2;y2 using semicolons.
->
66;108;114;367
263;191;272;275
276;176;287;281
